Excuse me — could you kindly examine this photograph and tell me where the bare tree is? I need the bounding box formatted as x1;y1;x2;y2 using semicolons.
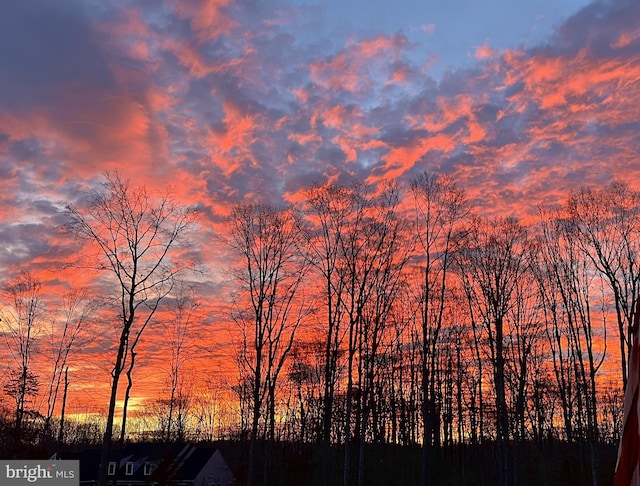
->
192;376;226;442
285;340;324;445
503;270;542;442
454;216;529;486
501;268;544;486
382;287;415;446
532;212;577;443
410;172;469;486
355;182;411;486
312;181;406;486
162;287;201;442
566;181;640;388
301;182;352;486
152;384;193;442
43;287;94;443
63;172;197;486
0;271;45;445
224;202;310;486
533;207;607;485
387;289;422;447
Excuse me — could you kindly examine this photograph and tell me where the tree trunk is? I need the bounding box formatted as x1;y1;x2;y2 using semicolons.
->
97;325;129;486
58;368;69;445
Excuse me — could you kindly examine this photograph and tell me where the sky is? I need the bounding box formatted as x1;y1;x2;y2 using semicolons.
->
1;0;640;416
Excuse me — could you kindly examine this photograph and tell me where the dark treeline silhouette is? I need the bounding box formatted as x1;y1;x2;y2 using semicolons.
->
1;173;638;486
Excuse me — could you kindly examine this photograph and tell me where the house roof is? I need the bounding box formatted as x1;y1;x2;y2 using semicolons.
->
172;447;219;481
54;442;229;483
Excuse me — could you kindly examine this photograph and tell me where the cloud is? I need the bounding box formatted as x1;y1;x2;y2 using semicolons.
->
2;0;640;412
474;42;496;59
421;24;436;35
169;0;236;43
3;0;639;264
0;1;115;112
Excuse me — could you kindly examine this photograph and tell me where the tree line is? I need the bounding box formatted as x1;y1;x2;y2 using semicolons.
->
1;172;638;486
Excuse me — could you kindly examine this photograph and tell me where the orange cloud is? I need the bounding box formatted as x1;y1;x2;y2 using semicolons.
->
206;101;260;177
504;47;640;116
170;0;236;43
474;43;496;59
611;29;640;49
310;52;361;92
161;37;243;78
93;7;153;62
379;132;458;181
355;34;407;58
407;94;489;145
288;132;322;147
310;34;406;92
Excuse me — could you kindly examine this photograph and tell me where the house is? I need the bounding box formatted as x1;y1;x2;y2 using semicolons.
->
52;442;234;486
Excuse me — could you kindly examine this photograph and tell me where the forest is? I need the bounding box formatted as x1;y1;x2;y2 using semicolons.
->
0;172;637;486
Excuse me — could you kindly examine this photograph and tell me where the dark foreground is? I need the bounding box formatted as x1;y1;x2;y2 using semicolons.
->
215;439;617;485
3;438;618;486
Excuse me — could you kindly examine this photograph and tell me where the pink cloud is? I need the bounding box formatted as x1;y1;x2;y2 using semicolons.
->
169;0;236;43
474;42;496;59
310;34;407;92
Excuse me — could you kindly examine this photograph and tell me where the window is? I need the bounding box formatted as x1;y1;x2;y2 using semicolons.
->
108;462;116;476
125;462;134;475
144;463;152;476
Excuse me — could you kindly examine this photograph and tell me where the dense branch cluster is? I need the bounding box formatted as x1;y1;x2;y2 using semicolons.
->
224;176;638;485
0;174;638;485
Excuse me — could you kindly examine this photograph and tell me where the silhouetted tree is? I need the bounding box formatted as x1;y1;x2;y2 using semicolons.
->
225;202;310;486
43;287;93;444
534;207;607;485
64;172;197;486
0;271;45;445
161;287;201;442
302;182;352;486
355;182;411;486
566;181;640;388
317;181;406;486
455;216;529;486
410;172;469;486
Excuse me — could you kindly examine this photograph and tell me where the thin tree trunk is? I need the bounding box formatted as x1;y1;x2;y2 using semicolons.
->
343;323;355;486
97;324;130;486
120;349;137;445
247;344;262;486
58;368;69;445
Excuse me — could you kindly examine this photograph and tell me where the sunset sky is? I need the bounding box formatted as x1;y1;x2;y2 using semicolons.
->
1;0;639;417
